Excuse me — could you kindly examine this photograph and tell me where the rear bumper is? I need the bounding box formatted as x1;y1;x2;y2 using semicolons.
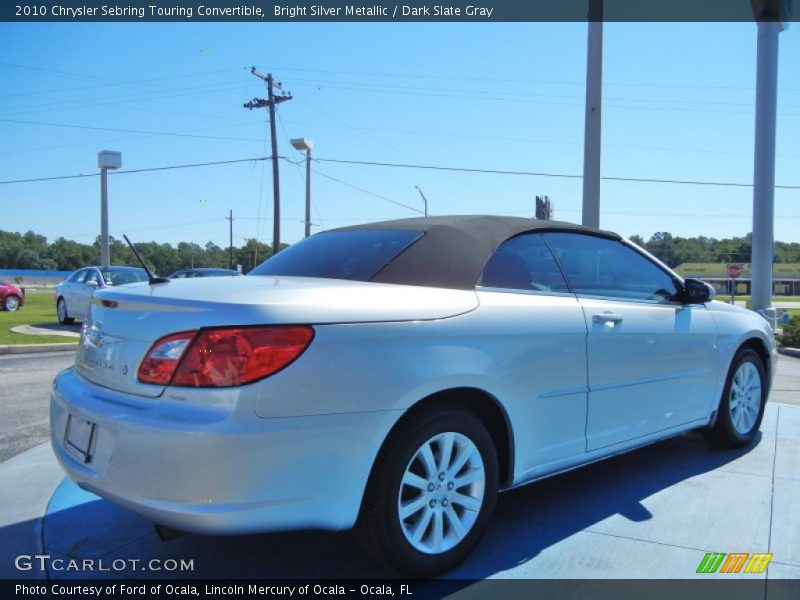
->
50;368;401;534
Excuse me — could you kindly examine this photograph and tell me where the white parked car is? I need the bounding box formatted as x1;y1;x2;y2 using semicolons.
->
54;266;149;323
50;216;774;575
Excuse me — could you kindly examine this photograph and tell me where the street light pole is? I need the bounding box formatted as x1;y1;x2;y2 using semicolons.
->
100;167;109;268
290;138;314;237
304;146;312;238
415;186;429;217
97;150;121;269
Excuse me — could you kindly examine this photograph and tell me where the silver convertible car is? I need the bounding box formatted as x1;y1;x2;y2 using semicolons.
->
51;216;774;575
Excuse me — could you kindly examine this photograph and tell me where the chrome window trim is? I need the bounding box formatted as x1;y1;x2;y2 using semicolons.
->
475;285;577;299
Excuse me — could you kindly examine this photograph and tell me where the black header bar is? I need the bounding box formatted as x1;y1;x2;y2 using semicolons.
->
2;0;797;23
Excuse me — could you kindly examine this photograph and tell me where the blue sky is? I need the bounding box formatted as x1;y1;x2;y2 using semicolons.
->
1;21;799;252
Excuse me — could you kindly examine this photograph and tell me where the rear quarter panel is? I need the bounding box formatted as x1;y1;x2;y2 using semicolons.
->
254;290;589;485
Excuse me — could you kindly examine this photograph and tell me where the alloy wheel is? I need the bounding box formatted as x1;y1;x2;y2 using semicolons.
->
729;361;762;435
397;431;485;554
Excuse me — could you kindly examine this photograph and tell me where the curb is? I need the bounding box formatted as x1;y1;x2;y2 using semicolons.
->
778;347;800;359
0;343;77;355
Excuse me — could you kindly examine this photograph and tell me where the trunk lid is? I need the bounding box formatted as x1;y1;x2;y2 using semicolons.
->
76;276;478;397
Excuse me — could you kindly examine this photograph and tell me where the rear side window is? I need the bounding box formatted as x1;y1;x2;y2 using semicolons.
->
249;229;423;282
480;233;569;293
543;232;679;302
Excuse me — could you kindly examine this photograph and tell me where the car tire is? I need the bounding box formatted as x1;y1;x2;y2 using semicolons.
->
356;406;499;576
705;348;767;448
57;298;74;325
3;295;20;311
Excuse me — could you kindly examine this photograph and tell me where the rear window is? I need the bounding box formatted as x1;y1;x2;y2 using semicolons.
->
249;229;423;282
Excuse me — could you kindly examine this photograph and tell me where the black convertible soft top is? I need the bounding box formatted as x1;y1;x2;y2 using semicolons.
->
331;215;620;290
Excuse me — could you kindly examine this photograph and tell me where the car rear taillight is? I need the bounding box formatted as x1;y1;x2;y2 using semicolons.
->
138;326;314;388
138;331;197;385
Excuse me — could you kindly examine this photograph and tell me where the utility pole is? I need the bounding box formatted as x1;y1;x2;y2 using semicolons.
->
414;186;429;217
227;210;234;269
244;67;292;255
581;0;603;229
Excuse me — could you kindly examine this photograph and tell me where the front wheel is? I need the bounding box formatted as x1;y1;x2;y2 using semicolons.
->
56;298;74;325
705;348;767;448
357;407;498;576
3;295;20;311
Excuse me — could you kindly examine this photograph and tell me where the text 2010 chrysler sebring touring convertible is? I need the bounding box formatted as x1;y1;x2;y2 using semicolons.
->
51;216;774;575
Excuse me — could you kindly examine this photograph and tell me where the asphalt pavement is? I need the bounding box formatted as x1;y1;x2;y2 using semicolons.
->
0;350;75;463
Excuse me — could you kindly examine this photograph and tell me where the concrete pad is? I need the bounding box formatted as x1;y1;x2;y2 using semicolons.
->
5;407;799;581
775;405;800;482
44;482;392;579
770;478;800;568
761;402;781;437
0;443;65;579
498;437;774;552
768;562;800;578
450;515;763;580
639;430;776;480
44;478;153;558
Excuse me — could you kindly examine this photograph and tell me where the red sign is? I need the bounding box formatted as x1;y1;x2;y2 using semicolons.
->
727;264;742;279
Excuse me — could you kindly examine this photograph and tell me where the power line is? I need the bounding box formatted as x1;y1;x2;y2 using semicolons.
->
287;77;800;111
265;64;800;93
0;80;247;119
0;117;264;143
309;165;426;215
0;66;247;99
0;157;269;185
312;157;800;190
2;154;799;191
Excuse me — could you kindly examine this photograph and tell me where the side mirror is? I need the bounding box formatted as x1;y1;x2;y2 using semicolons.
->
682;278;715;304
85;280;99;288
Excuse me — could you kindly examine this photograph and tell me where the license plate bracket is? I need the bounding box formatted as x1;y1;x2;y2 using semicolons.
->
64;415;96;464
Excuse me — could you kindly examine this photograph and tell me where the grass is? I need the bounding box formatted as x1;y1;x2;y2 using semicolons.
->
0;290;79;345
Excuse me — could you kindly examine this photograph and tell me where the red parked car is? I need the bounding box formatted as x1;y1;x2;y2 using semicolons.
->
0;280;25;312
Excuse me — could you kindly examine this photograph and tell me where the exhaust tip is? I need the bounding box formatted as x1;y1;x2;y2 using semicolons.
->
154;524;185;541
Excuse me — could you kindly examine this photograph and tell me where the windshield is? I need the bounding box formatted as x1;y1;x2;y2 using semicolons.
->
249;229;423;282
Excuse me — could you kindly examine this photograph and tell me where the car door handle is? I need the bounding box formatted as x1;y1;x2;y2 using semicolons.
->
593;313;623;324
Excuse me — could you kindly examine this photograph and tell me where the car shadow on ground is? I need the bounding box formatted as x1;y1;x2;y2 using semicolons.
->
13;429;766;583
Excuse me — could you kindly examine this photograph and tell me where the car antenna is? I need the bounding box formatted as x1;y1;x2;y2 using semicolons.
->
122;234;170;285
